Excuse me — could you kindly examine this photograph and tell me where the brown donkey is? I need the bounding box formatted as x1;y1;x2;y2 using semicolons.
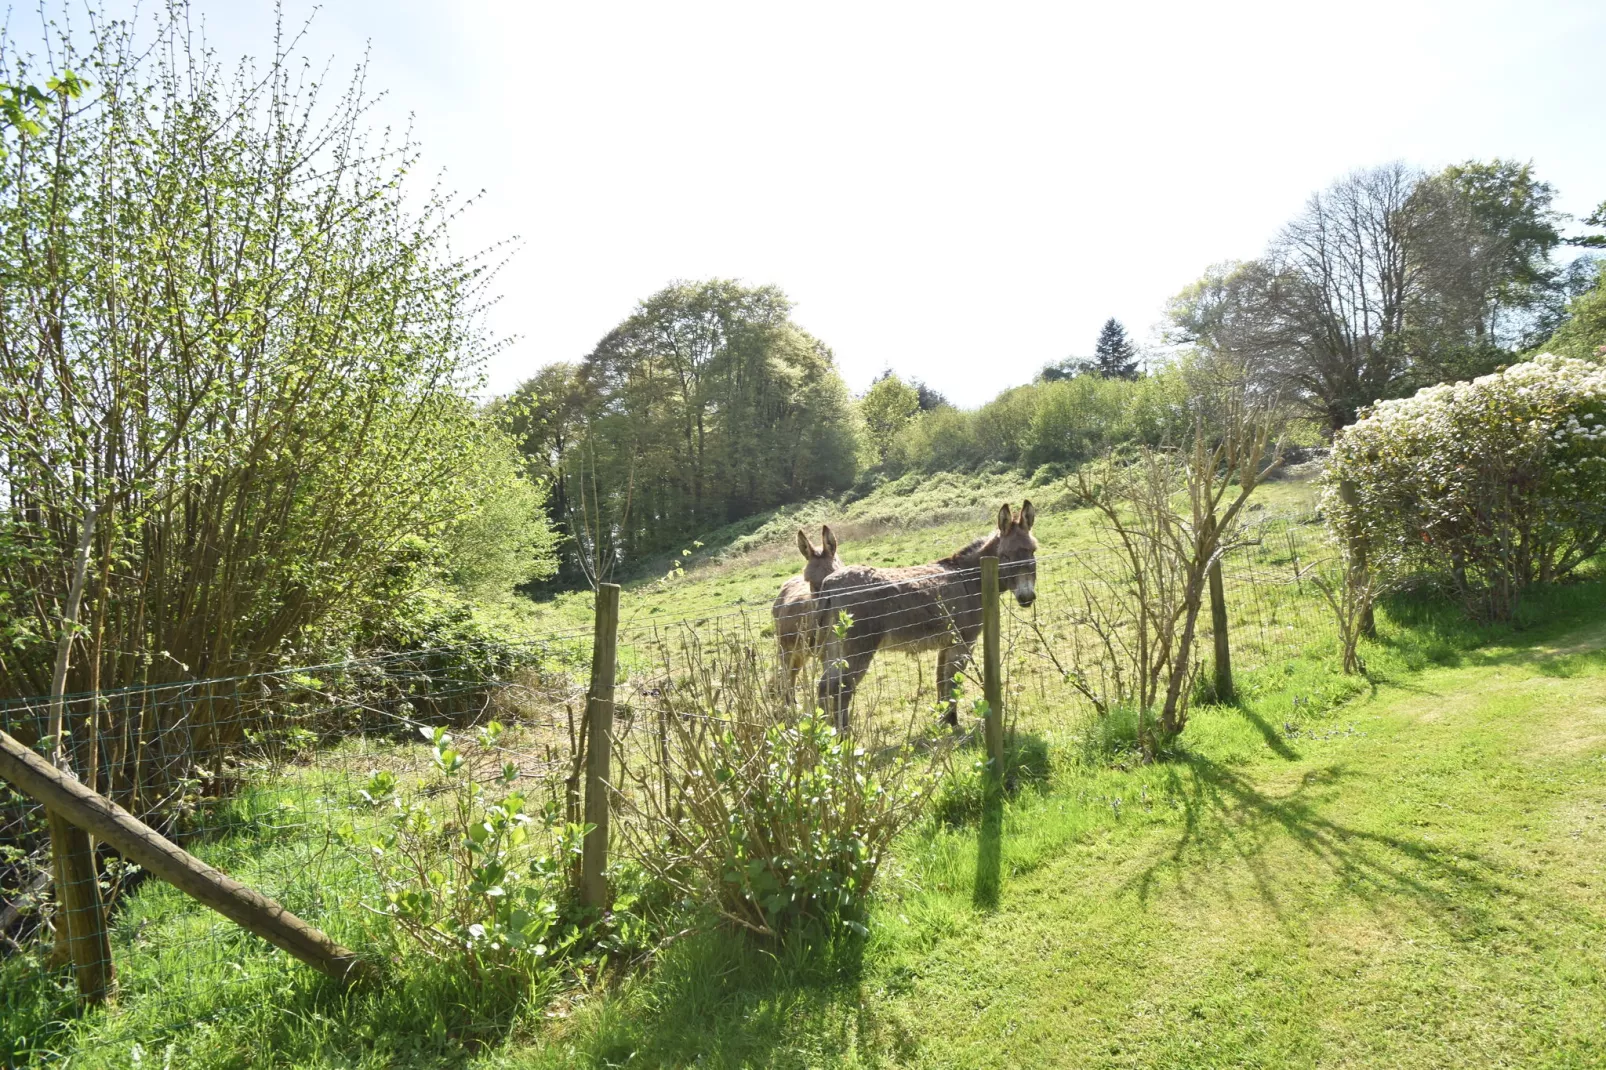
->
771;526;843;701
814;502;1038;728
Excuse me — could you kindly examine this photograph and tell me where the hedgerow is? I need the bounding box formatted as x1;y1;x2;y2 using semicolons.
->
1326;353;1606;619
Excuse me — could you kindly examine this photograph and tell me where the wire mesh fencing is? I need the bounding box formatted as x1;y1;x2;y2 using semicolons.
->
0;510;1352;1059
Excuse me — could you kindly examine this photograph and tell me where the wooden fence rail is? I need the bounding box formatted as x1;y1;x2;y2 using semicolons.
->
0;728;371;990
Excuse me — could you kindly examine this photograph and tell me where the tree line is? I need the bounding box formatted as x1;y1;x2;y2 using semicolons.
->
1169;161;1603;431
508;282;858;585
517;163;1603;592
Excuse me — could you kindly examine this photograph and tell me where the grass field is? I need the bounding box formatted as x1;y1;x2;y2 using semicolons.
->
492;580;1606;1068
519;469;1322;637
8;469;1605;1068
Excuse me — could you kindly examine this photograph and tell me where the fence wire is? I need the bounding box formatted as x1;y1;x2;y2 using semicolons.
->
1;511;1345;1061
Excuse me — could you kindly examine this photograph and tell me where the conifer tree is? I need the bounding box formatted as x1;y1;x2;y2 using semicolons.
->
1094;318;1140;379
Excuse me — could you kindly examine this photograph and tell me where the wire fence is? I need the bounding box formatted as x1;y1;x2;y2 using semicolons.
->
0;510;1348;1061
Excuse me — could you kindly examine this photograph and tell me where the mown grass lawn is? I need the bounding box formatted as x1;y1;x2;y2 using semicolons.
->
494;610;1606;1068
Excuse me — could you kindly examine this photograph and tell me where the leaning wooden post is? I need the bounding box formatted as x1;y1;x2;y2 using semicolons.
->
980;557;1005;785
581;583;621;911
1206;515;1234;704
0;729;369;984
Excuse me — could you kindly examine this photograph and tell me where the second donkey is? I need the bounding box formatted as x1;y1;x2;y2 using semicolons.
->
771;525;843;702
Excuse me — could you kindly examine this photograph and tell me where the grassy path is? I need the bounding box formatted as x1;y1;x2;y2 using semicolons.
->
514;618;1606;1068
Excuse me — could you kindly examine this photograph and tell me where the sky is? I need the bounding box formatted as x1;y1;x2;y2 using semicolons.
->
20;1;1606;406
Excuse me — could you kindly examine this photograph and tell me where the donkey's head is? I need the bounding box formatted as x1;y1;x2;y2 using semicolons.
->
796;525;842;592
994;501;1038;607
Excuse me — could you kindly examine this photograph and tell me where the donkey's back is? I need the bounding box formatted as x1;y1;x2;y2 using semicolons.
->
814;563;981;654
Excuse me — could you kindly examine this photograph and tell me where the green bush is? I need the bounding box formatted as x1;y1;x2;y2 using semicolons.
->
442;425;561;601
1327;353;1606;619
345;723;596;977
641;707;937;937
1543;261;1606;360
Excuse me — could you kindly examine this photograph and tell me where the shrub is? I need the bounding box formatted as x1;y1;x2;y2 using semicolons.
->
1327;353;1606;620
617;627;945;938
346;723;595;978
640;708;936;936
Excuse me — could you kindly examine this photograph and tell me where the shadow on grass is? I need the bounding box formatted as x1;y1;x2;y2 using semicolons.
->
973;782;1003;911
546;925;873;1069
1232;703;1302;761
1134;751;1588;944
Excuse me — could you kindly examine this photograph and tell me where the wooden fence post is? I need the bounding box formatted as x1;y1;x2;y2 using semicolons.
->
581;583;620;911
1204;513;1234;704
980;557;1005;784
0;729;370;985
46;811;114;1002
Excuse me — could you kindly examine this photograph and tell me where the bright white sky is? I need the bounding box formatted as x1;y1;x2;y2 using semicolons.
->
39;1;1606;406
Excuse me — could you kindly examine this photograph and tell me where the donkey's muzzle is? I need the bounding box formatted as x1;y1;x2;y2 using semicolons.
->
1014;583;1036;608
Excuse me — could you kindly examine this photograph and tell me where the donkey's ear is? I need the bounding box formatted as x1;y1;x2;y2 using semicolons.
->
1020;500;1036;532
821;525;838;557
997;503;1014;532
797;528;816;559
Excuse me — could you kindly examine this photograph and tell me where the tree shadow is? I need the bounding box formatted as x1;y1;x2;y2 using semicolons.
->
555;924;876;1068
1132;752;1587;945
973;781;1003;911
1232;704;1301;761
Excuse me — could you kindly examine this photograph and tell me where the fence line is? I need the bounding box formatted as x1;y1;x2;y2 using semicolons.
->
0;511;1347;1058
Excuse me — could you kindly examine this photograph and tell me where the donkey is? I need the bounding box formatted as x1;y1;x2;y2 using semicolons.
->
814;501;1038;728
771;525;843;701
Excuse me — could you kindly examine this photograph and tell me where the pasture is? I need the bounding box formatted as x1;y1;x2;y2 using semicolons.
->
8;467;1605;1067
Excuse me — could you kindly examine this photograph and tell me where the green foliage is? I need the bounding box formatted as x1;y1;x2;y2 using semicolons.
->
649;707;935;937
0;17;511;706
1542;260;1606;359
1327;353;1606;619
439;425;560;599
1568;199;1606;248
511;281;860;583
346;723;594;976
859;372;923;463
874;366;1191;476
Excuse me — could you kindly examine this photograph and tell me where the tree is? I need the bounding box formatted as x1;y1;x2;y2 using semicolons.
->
1409;160;1564;362
502;363;589;585
510;281;859;581
1542;261;1606;360
1093;319;1140;379
1565;199;1606;248
1170;161;1573;435
859;372;923;463
0;10;533;803
1039;356;1090;382
911;378;948;411
1074;353;1289;755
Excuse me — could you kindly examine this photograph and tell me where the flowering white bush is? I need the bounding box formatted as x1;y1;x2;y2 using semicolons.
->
1325;354;1606;620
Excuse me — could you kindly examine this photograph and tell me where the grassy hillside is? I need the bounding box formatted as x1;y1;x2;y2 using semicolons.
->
522;468;1322;637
